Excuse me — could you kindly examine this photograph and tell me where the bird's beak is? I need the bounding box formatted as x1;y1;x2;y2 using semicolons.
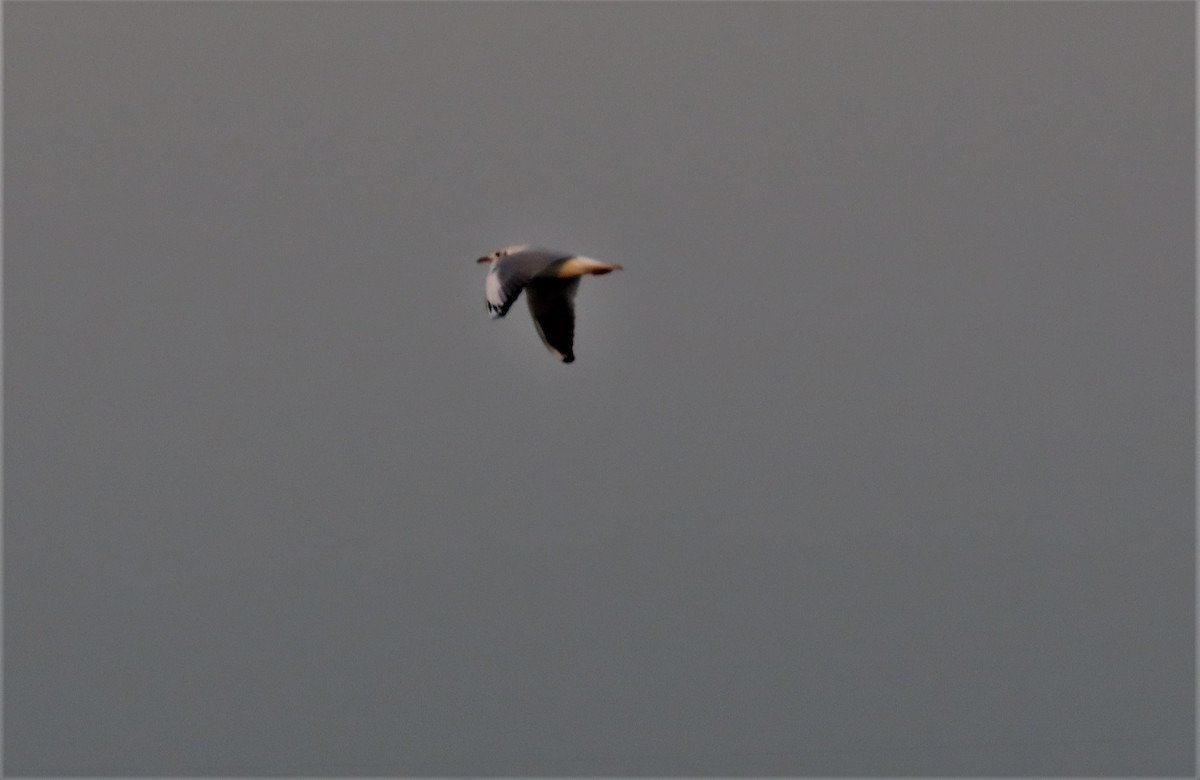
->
477;256;493;263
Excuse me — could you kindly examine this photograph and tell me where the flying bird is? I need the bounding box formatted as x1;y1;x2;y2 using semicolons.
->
477;245;623;363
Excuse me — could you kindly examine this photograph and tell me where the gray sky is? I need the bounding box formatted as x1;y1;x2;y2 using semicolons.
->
5;1;1194;775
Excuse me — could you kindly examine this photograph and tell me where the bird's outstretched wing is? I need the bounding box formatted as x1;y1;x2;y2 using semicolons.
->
486;251;562;318
525;277;580;363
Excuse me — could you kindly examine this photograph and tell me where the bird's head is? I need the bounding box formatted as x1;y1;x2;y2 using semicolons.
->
476;244;529;263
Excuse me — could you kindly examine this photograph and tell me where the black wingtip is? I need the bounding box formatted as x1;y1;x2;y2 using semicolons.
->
561;355;575;364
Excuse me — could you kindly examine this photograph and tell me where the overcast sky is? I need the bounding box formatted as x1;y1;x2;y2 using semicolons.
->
5;1;1194;775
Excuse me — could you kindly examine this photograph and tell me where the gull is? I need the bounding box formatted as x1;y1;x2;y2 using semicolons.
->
477;245;623;363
